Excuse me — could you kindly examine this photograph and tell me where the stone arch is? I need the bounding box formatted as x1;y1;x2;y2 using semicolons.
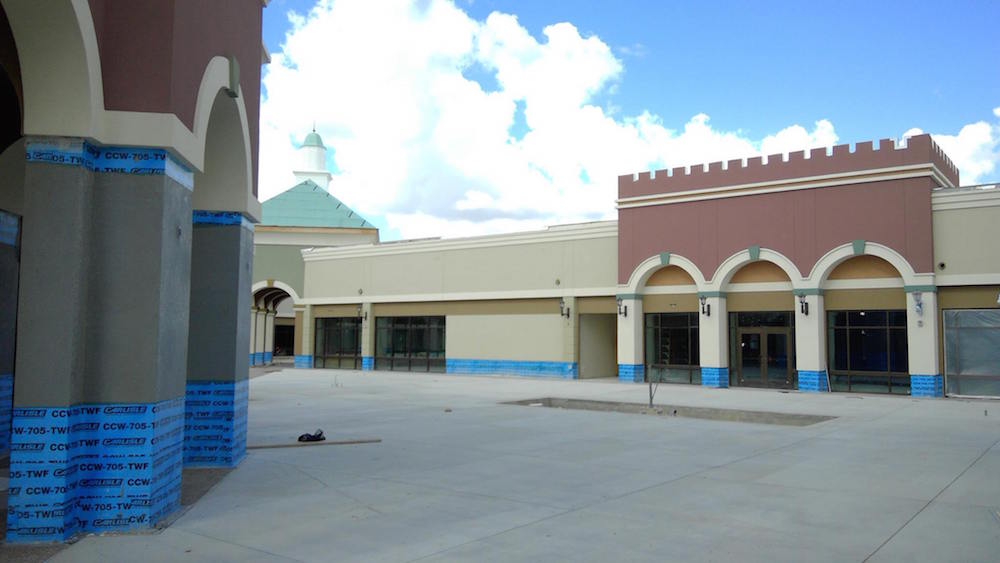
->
251;280;301;306
625;252;707;293
192;65;256;218
2;0;103;139
809;241;923;288
709;247;804;291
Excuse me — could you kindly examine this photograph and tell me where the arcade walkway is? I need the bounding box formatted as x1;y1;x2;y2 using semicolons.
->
48;370;1000;562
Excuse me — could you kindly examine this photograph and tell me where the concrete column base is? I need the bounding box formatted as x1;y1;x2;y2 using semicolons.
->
6;397;184;543
701;367;730;388
361;356;374;371
183;379;249;467
911;374;944;398
798;370;829;392
617;364;644;383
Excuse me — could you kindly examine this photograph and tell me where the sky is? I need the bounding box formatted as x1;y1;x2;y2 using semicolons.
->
259;0;1000;241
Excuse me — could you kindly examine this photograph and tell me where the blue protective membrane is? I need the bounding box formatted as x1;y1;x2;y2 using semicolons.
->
6;397;184;543
183;379;249;467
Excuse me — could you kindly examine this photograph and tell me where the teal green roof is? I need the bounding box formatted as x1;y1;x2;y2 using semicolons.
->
303;131;325;148
261;180;374;228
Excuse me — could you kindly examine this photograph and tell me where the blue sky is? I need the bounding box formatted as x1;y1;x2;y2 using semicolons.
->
259;0;1000;240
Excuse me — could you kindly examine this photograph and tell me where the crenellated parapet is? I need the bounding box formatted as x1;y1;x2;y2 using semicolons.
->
618;134;959;200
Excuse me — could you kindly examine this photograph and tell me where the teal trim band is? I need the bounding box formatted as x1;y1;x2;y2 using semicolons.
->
852;239;866;255
794;288;824;296
658;252;670;265
903;285;937;293
748;245;761;261
616;293;643;300
697;291;726;298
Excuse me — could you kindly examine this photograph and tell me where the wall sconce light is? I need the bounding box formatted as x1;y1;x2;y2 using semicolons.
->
616;297;628;318
996;291;1000;305
559;298;571;319
913;292;924;317
699;296;711;317
356;304;368;321
798;294;809;316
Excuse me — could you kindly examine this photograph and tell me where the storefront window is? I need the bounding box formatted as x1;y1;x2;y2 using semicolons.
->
314;317;362;369
644;312;700;384
827;310;908;394
375;316;446;372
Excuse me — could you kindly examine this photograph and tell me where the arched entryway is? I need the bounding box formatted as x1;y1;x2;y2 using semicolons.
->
251;285;296;365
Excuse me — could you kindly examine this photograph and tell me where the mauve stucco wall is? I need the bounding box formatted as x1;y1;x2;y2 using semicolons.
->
618;177;936;284
88;0;262;196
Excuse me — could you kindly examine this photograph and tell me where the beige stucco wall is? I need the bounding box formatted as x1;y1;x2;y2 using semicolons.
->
445;314;566;362
579;314;616;378
933;206;1000;277
303;226;618;300
253;245;305;297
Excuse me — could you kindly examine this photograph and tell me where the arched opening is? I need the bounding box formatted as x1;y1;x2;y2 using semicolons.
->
194;88;252;213
724;260;796;390
251;286;294;365
822;255;909;394
642;265;700;385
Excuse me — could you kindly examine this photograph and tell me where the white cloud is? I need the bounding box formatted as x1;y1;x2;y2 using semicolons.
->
904;110;1000;185
259;0;999;240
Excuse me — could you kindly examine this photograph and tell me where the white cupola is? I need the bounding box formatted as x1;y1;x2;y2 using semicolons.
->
292;127;333;190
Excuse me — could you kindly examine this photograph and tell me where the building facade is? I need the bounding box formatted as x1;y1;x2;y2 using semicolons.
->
250;129;379;367
290;135;1000;398
1;0;264;543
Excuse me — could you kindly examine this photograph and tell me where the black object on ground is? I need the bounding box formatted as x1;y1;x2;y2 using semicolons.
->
298;429;326;442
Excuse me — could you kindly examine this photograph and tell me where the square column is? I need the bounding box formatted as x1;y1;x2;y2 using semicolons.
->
263;310;275;364
8;138;192;542
698;293;729;388
248;307;258;366
185;211;253;467
907;288;942;397
360;302;374;370
294;304;314;368
560;296;579;378
795;291;829;392
616;294;644;382
253;309;266;366
1;210;19;456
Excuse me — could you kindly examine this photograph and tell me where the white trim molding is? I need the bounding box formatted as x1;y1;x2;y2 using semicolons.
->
934;274;1000;287
810;241;926;289
617;163;955;210
624;252;707;294
252;280;302;305
710;247;805;291
302;221;618;262
931;185;1000;211
301;286;619;305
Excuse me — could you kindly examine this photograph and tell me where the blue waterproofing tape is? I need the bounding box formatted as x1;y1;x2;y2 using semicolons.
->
183;379;249;467
5;397;184;543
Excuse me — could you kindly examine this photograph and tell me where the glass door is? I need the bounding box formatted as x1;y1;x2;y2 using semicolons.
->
736;328;794;389
738;332;763;386
765;331;792;388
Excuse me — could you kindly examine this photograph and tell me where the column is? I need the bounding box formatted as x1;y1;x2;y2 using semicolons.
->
360;302;374;370
185;210;253;468
795;290;828;392
616;294;644;382
248;307;258;366
253;308;265;366
698;292;729;388
294;304;314;368
0;210;18;457
8;138;190;542
907;288;942;397
560;296;579;378
263;309;275;364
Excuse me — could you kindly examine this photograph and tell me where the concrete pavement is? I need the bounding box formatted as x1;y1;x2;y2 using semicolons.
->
50;370;1000;562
